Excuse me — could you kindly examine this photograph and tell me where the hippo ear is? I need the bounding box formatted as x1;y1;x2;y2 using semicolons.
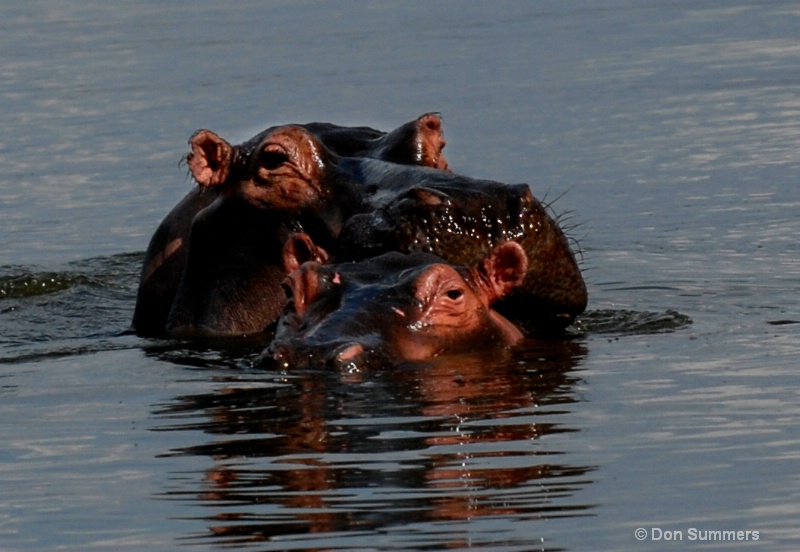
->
414;112;449;170
480;241;528;301
377;113;449;170
282;232;330;273
187;130;234;188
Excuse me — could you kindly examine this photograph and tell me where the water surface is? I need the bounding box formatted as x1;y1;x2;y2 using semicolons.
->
2;1;799;550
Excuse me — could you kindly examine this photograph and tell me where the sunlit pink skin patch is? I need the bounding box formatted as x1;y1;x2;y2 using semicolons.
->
335;343;365;363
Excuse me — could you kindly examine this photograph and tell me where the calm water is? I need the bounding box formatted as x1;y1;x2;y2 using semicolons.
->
2;1;799;550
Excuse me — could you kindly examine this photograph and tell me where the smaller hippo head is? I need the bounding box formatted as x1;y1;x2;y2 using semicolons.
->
268;236;528;369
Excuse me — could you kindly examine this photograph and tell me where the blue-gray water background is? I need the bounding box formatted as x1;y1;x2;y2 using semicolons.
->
2;1;799;550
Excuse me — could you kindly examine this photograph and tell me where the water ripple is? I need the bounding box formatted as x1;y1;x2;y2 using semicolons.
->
575;308;692;335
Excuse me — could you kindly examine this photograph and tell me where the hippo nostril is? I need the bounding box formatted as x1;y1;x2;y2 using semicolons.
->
328;342;365;371
261;342;291;369
336;342;364;362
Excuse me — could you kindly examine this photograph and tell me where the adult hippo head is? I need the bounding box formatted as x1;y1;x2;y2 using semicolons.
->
268;236;528;369
133;113;448;337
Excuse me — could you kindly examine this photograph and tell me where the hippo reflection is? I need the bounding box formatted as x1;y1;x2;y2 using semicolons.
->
269;238;529;368
133;113;448;337
157;337;589;545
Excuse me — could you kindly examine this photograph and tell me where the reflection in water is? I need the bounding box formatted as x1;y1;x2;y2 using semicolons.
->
0;252;693;548
153;339;594;548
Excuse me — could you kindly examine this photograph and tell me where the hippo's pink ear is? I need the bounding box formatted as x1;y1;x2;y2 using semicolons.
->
481;241;528;301
282;233;330;274
415;112;449;171
187;130;234;188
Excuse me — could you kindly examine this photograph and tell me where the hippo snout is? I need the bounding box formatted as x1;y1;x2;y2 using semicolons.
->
268;339;372;370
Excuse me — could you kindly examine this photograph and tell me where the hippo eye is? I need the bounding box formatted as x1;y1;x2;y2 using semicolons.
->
446;289;463;300
281;281;293;300
261;151;289;170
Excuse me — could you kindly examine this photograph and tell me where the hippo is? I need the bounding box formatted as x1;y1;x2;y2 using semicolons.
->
173;123;586;333
338;167;588;332
132;113;448;337
268;237;529;368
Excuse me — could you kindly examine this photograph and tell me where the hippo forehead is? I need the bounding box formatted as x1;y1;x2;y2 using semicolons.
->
356;160;532;207
335;250;450;285
233;122;386;166
394;181;534;227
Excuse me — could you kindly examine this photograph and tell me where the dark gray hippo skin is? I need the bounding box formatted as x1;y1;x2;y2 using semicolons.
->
337;164;588;332
223;132;586;331
166;122;583;337
269;238;529;369
132;113;448;337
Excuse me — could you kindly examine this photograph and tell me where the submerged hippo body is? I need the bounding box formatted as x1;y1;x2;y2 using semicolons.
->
134;113;448;337
270;241;529;368
132;187;216;337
